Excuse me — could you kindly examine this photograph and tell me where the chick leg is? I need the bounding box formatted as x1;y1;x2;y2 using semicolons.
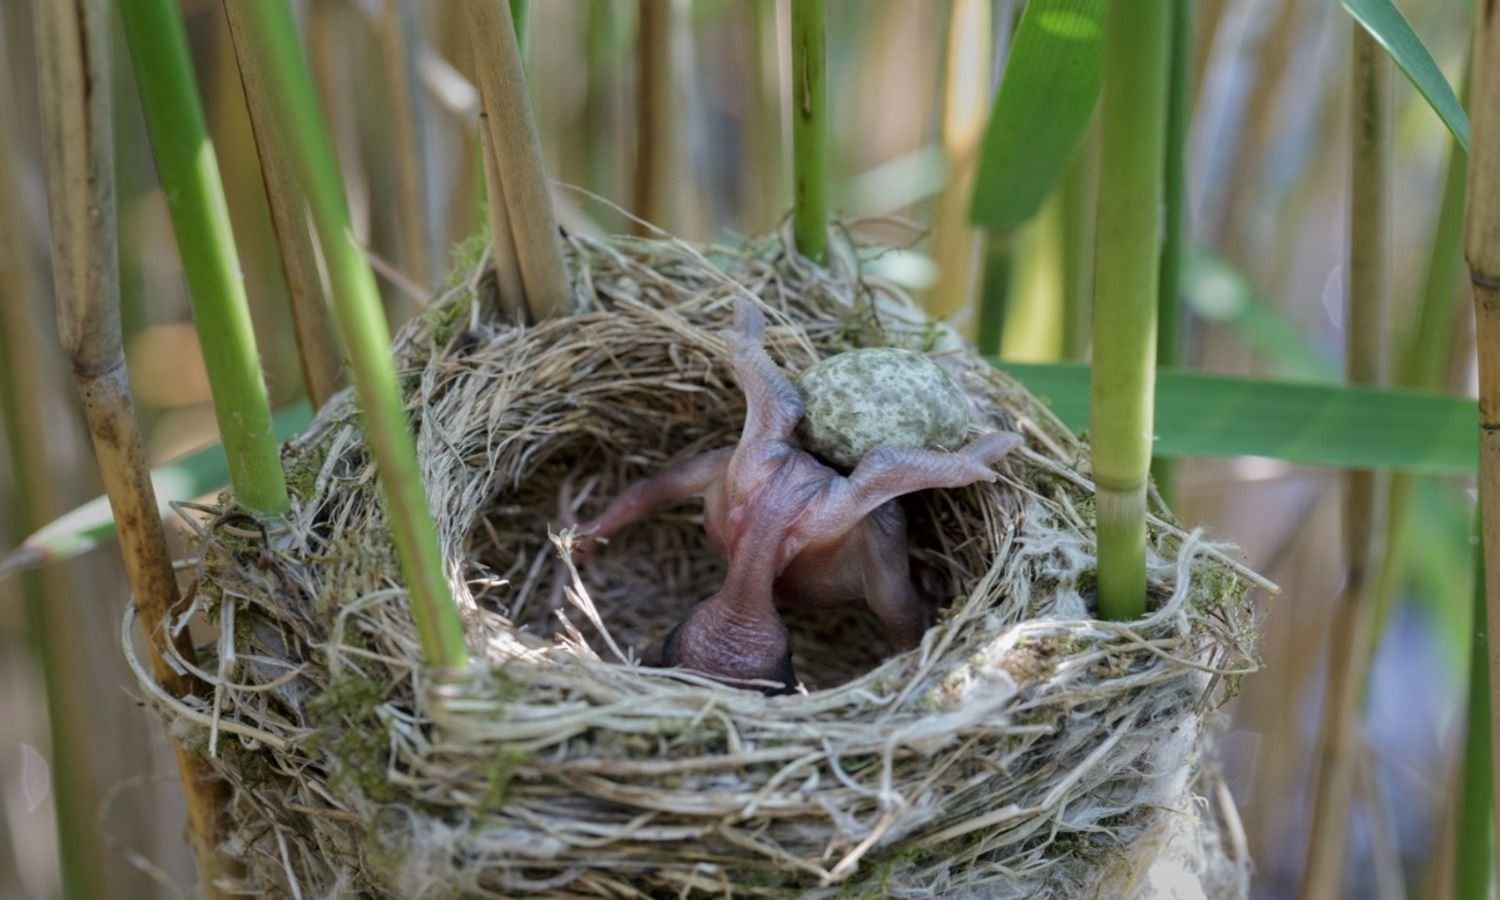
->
809;432;1023;540
575;447;733;551
726;300;804;443
859;506;926;650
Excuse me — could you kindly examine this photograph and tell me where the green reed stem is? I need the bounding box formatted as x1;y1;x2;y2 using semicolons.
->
791;0;827;262
1457;515;1495;900
1091;0;1170;620
119;0;288;517
976;232;1013;356
1151;0;1192;508
231;0;469;670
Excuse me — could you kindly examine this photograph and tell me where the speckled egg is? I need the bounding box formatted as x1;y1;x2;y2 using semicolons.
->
795;348;970;469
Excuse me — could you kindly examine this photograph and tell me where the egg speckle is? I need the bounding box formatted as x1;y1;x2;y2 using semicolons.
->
795;348;970;469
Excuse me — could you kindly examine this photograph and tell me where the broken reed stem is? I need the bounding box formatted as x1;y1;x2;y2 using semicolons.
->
222;0;344;410
1456;517;1494;900
118;0;289;519
32;0;232;890
0;98;107;900
229;0;469;671
928;0;991;333
377;0;436;290
633;0;679;235
791;0;827;262
1300;28;1391;900
1466;0;1500;862
466;0;570;322
1091;0;1170;621
1150;0;1191;508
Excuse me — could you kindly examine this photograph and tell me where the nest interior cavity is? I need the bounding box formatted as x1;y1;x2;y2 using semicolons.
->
134;228;1265;899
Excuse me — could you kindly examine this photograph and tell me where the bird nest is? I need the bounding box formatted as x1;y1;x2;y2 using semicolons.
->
129;228;1265;898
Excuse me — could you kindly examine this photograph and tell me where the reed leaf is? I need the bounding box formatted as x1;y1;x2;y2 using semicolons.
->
970;0;1104;231
1001;363;1477;475
1342;0;1469;150
0;405;312;582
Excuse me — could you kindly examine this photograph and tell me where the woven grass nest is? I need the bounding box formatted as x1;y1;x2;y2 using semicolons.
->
131;227;1267;898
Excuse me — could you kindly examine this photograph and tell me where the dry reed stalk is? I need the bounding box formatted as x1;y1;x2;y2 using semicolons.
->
925;0;991;330
31;0;232;891
1300;27;1391;900
223;0;343;409
744;0;784;232
480;112;528;318
377;0;437;290
465;0;569;322
0;67;107;900
1188;0;1230;112
633;0;679;235
1466;0;1500;850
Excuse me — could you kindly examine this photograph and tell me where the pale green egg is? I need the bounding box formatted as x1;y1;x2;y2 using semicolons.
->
795;348;970;469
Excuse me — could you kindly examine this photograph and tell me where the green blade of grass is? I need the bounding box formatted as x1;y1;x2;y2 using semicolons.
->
970;0;1105;230
999;362;1478;475
1341;0;1468;151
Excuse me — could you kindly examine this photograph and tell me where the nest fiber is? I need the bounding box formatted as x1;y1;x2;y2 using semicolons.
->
132;229;1265;898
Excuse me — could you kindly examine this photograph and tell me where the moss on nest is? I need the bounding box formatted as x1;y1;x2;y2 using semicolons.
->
131;227;1267;898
